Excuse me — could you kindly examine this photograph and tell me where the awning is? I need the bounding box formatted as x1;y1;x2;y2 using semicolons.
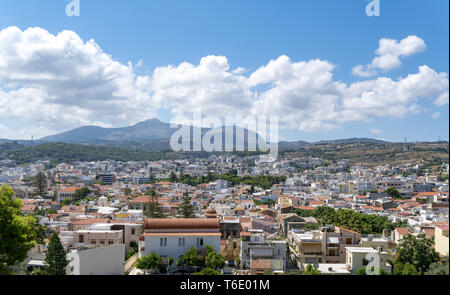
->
327;237;339;244
27;260;46;266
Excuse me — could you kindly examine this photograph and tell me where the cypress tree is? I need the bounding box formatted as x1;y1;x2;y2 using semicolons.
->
34;172;47;197
45;233;69;275
179;191;195;218
145;190;165;218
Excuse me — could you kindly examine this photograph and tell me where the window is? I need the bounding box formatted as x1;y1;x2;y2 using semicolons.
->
160;238;164;246
91;240;97;245
79;234;84;243
200;238;203;246
164;238;167;246
100;240;105;245
182;238;185;246
178;238;182;247
108;240;114;245
131;228;136;235
363;258;369;266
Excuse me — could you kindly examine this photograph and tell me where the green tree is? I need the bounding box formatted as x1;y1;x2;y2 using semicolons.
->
392;233;439;274
0;185;42;274
205;245;225;269
193;267;221;275
295;206;408;234
303;264;321;275
385;187;402;199
179;191;195;218
169;171;178;183
136;251;166;273
178;247;203;267
73;187;91;202
144;190;165;218
393;262;420;275
34;172;47;197
61;198;72;206
124;188;132;196
357;266;388;275
357;267;367;275
425;256;449;275
45;232;69;275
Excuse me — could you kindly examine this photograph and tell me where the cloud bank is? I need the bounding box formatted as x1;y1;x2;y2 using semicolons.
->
0;27;448;139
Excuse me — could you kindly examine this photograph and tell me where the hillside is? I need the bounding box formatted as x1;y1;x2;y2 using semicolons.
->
282;141;449;167
4;142;176;165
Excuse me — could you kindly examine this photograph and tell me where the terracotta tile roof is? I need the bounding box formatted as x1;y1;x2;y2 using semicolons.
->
223;216;237;220
251;259;271;270
355;195;368;199
240;217;251;223
240;231;251;237
310;201;325;206
143;232;221;237
144;218;220;230
336;226;360;235
58;186;81;192
21;204;37;212
294;206;315;211
71;218;109;225
129;195;154;204
395;228;410;236
61;205;85;212
422;228;435;237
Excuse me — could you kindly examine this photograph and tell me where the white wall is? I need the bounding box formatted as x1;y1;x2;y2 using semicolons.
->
144;235;220;260
67;244;125;275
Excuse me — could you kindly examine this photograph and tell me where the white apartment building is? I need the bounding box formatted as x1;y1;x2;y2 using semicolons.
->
138;218;221;261
66;244;125;275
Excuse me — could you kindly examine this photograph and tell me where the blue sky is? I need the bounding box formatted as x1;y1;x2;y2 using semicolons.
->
0;0;448;142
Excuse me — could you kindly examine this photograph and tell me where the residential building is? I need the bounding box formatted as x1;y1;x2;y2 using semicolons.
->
138;218;221;261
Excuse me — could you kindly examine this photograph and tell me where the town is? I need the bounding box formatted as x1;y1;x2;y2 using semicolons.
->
0;148;448;275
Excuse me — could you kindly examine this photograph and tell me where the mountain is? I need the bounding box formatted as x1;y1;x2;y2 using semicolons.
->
40;118;173;142
40;118;265;151
313;138;389;145
35;120;390;152
278;140;310;151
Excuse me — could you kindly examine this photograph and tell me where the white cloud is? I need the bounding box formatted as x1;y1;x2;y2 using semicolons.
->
432;112;440;119
370;128;383;134
0;27;448;139
352;35;426;77
434;91;449;106
0;26;155;133
150;55;253;119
